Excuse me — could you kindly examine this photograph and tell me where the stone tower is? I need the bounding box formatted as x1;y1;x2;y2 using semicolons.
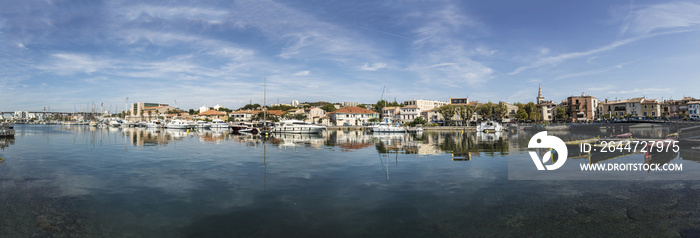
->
536;84;545;104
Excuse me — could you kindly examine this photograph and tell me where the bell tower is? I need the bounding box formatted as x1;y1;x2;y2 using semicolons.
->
536;84;545;104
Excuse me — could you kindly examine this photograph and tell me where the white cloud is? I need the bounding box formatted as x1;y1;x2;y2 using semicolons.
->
359;62;388;71
293;70;310;76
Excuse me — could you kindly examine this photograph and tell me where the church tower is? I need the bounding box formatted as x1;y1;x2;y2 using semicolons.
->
536;84;545;104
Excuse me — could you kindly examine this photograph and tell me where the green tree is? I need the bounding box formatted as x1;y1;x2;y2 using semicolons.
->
477;102;494;120
554;107;568;122
515;108;528;121
240;104;261;110
321;104;337;113
407;117;427;127
456;105;475;125
358;104;367;109
437;104;456;124
495;102;508;120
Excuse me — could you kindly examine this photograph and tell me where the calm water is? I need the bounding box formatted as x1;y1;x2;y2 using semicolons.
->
1;125;700;237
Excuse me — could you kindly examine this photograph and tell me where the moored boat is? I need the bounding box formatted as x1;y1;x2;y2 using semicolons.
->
210;119;230;129
165;119;195;129
271;120;326;134
476;120;503;133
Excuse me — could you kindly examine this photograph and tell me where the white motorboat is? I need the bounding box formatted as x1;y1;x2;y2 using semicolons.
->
195;121;212;129
476;120;503;133
165;119;195;129
146;120;164;128
108;119;122;127
210;119;230;129
370;122;405;133
271;120;326;134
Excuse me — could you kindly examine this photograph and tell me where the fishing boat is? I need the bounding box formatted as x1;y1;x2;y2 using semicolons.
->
476;120;503;133
271;120;326;134
210;119;230;129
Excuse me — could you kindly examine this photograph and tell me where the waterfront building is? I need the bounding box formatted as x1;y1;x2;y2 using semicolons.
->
566;94;599;122
688;101;700;119
303;107;325;124
662;97;695;118
328;106;378;126
421;108;443;123
535;85;556;121
502;102;519;122
400;105;420;122
198;110;227;120
400;99;447;123
641;99;660;118
230;110;261;121
381;107;401;121
130;102;170;119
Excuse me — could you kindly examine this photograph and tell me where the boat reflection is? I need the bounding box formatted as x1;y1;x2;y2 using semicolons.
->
0;137;14;150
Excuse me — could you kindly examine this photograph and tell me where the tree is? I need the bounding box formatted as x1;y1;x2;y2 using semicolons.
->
456;105;475;125
188;109;195;115
321;104;337;113
240;104;261;110
407;117;427;127
554;107;568;122
372;100;402;114
495;102;508;120
147;110;152;120
437;104;456;124
477;103;494;120
515;108;528;121
358;104;367;109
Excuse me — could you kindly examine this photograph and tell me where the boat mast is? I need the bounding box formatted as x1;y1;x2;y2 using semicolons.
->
263;77;267;124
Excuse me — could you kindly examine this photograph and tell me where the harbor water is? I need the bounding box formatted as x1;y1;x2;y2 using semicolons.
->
1;124;700;237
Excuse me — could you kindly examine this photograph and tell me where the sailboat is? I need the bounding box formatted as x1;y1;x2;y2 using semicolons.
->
369;87;405;133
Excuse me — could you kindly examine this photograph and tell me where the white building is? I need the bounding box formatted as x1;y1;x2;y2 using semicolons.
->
14;111;29;120
688;101;700;119
328;106;378;126
342;102;359;107
291;100;300;107
213;104;222;110
199;105;209;113
400;99;447;122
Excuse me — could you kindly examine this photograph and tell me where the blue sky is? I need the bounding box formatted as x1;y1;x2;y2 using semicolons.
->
1;0;700;112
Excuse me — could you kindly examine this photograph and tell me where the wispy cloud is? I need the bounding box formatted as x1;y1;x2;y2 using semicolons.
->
624;2;700;36
406;4;494;87
359;62;387;71
510;2;700;76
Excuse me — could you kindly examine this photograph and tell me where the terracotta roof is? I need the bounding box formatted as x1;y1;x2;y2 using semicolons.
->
328;106;376;114
231;110;261;114
642;99;659;104
402;105;418;109
266;110;286;116
199;110;226;116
